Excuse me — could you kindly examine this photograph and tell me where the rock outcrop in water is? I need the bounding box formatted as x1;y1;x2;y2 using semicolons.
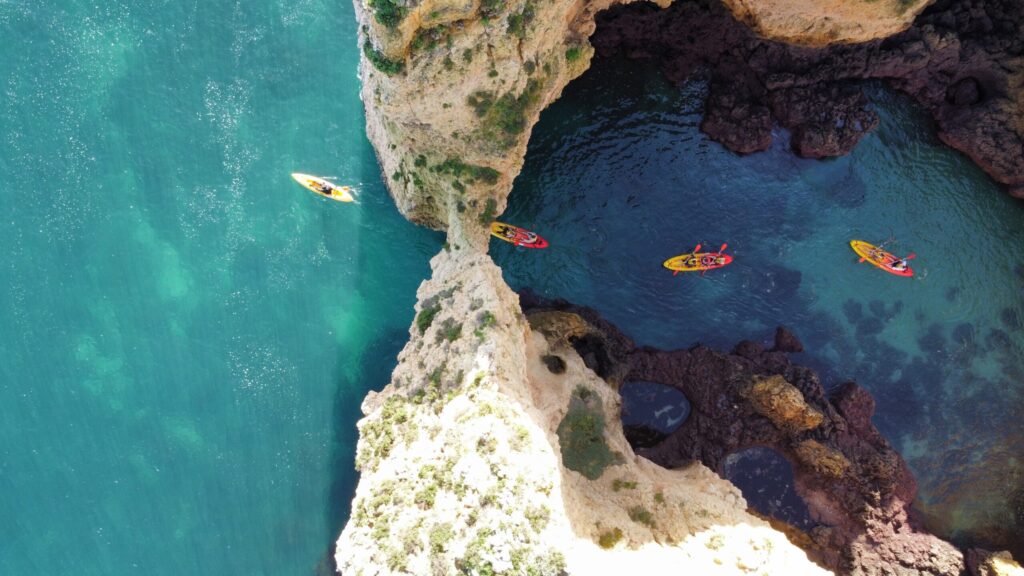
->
518;295;970;576
353;0;660;244
593;0;1024;196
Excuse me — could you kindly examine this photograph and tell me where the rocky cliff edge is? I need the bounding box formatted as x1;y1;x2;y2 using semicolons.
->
336;0;1023;572
337;250;828;574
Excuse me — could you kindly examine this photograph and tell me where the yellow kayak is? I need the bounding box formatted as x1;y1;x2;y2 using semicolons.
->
849;240;914;277
663;252;733;272
663;243;732;273
291;173;356;202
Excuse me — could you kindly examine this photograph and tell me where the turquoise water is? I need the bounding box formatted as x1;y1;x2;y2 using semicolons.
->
0;2;439;575
4;1;1022;570
497;57;1024;551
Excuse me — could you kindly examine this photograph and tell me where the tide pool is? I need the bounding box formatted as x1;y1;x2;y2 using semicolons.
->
0;1;439;575
497;57;1024;552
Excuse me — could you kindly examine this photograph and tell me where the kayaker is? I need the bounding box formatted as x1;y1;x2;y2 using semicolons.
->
318;182;333;195
891;259;908;271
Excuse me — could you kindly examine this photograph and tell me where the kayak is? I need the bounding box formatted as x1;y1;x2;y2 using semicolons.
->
663;252;733;272
849;240;913;277
490;222;548;249
291;173;356;202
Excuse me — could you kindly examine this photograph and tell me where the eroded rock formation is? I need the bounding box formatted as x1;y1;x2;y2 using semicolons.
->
355;0;666;244
518;293;970;576
593;0;1024;195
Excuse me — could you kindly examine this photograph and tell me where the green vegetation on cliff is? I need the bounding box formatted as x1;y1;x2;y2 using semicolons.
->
598;527;623;549
363;41;404;75
478;0;505;20
431;158;500;185
416;302;442;333
477;198;498;225
410;26;449;54
556;386;623;480
368;0;406;28
355;396;410;471
467;78;545;149
506;2;536;39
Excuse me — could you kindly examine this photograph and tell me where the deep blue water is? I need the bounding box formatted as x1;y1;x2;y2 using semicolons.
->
496;57;1024;550
0;2;439;575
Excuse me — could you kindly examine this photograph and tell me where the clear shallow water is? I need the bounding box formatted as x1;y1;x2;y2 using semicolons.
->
497;57;1024;550
0;2;439;575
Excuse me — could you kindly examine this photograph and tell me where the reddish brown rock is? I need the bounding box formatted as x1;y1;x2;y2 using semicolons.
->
592;0;1024;195
772;326;804;353
520;293;967;576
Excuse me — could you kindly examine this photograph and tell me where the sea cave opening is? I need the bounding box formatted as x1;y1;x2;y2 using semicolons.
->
619;380;690;448
722;447;816;531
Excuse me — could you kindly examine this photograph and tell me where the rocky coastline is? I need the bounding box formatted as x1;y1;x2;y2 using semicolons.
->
340;0;1024;571
592;0;1024;196
521;292;975;575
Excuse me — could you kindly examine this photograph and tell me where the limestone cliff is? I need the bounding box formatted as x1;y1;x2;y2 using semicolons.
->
355;0;670;245
337;251;828;574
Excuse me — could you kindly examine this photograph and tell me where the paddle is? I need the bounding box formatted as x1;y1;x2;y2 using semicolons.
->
673;243;701;277
702;243;728;277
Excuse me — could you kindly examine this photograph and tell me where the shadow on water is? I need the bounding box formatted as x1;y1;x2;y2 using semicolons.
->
318;327;410;575
315;141;443;574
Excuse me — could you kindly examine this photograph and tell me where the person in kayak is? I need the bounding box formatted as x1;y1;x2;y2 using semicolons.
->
891;258;908;271
317;181;333;195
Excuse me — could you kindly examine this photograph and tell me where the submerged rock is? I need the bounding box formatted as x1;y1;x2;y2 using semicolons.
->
772;326;804;353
